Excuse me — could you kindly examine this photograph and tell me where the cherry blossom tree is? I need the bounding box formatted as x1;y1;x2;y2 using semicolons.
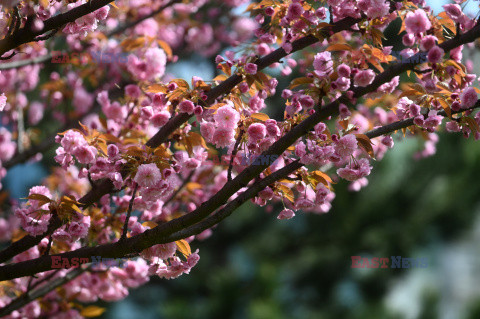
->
0;0;479;317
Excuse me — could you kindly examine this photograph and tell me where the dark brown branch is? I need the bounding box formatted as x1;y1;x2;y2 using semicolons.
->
0;0;179;69
365;100;480;139
0;0;113;56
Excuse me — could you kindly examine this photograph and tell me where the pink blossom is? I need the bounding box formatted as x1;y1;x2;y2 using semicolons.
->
427;46;444;64
151;111;171;127
443;4;464;23
259;187;274;200
405;9;431;34
249;94;266;112
107;144;119;158
337;158;372;181
28;101;44;125
461;87;478;109
140;106;153;119
277;209;295;220
450;45;463;62
315;184;330;205
95;6;110;20
0;128;16;161
102;101;127;122
214;105;240;129
446;121;461;132
381;135;394;148
125;84;142;99
365;0;390;19
420;35;437;51
200;121;216;141
337;63;351;77
245;63;258;74
423;110;443;130
403;33;415;47
282;42;293;54
127;47;167;81
335;134;358;158
68;219;90;240
233;17;258;42
0;93;6;111
286;2;304;20
313;51;333;77
15;207;50;236
73;145;97;164
179;100;195;114
61;130;87;153
186;249;200;269
212;127;235;148
29;185;51;201
73;88;94;114
299;95;315;108
296;198;314;210
248;123;267;141
295;141;307;157
354;69;375;87
142;242;177;260
134;163;162;188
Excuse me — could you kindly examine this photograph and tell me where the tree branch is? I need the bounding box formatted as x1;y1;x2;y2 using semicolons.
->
0;0;179;69
365;100;480;139
0;0;114;56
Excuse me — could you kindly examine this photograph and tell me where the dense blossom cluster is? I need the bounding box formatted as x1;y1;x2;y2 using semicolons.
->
1;0;480;317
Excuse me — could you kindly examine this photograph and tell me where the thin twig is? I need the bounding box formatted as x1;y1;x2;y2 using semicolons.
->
227;129;244;181
120;184;138;241
43;236;53;256
108;0;181;37
163;170;194;206
0;54;53;70
34;29;59;42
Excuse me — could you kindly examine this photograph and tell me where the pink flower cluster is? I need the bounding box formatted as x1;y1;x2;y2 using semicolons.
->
14;186;52;236
0;127;16;163
63;2;110;37
55;130;97;166
149;249;200;280
201;104;240;148
134;164;176;211
127;47;167;82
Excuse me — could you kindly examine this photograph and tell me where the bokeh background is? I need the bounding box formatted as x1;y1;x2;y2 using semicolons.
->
4;1;480;318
